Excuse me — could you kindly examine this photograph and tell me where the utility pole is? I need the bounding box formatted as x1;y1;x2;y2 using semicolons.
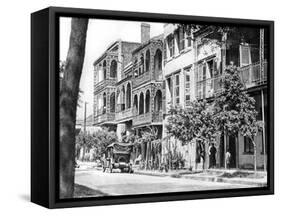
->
83;102;88;133
260;28;266;172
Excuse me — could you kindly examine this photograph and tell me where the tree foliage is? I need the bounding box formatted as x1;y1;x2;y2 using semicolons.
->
214;65;263;171
166;100;217;146
91;128;118;159
214;65;262;139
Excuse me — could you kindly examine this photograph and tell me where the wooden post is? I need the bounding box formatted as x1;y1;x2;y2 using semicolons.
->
261;89;266;171
253;138;257;173
224;131;227;169
260;28;267;172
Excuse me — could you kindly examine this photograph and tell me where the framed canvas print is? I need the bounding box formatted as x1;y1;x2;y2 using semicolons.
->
31;7;274;208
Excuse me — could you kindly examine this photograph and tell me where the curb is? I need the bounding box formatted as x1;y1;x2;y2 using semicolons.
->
134;170;267;187
181;175;267;187
134;171;171;177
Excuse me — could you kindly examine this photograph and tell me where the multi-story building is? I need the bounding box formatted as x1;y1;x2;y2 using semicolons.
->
162;24;197;169
93;24;165;164
93;40;140;132
162;24;268;170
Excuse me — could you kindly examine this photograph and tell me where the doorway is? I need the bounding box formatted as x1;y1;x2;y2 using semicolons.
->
228;135;237;168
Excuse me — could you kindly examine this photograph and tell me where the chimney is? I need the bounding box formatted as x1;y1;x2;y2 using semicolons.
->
141;23;150;43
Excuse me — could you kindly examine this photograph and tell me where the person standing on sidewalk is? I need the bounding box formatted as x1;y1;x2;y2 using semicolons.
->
208;143;217;169
226;149;231;169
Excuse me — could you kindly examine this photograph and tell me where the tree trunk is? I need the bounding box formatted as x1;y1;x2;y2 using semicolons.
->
59;18;88;198
252;138;257;173
224;131;227;169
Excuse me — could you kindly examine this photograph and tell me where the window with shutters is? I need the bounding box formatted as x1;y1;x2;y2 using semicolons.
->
186;31;192;48
175;29;180;54
167;35;175;58
207;59;214;77
174;73;180;105
179;27;185;52
167;77;173;106
184;68;191;106
240;44;251;66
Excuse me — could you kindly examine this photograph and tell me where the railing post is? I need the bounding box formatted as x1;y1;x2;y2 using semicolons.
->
260;28;265;82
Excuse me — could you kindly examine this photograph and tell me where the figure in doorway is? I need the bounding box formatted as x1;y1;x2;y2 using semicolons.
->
208;143;217;169
226;149;232;169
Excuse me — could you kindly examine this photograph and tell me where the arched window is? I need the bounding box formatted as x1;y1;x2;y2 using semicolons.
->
139;92;144;114
145;50;150;72
134;59;138;77
140;55;144;76
110;60;117;78
121;86;125;111
103;60;107;80
145;90;150;113
98;94;103;114
154;49;162;80
154;90;162;112
110;92;115;113
133;95;138;115
98;63;103;82
126;83;131;108
103;92;107;114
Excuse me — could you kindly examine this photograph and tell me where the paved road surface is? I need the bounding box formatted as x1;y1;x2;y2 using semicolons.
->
75;169;252;196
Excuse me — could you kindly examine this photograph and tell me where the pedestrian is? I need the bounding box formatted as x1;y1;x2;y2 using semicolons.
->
208;143;217;169
226;149;231;169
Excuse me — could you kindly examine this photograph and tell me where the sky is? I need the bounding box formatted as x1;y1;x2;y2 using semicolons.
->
60;18;165;120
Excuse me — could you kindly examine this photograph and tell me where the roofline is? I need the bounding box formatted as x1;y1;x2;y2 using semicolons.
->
93;40;141;66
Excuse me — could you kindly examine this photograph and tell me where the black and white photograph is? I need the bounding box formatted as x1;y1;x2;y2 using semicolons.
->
59;16;270;199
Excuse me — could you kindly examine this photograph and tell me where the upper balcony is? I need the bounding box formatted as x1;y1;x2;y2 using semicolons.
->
196;61;268;100
132;71;151;88
132;111;163;127
94;78;117;94
115;107;133;122
93;112;115;126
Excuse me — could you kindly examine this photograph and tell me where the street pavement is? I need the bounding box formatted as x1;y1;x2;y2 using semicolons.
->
75;169;254;196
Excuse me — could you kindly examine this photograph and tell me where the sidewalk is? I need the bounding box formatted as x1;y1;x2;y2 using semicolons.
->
134;168;267;187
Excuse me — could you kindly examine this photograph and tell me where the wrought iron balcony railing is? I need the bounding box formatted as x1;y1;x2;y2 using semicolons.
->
115;108;133;122
132;71;151;87
93;113;115;125
94;78;117;94
196;61;268;100
132;110;163;126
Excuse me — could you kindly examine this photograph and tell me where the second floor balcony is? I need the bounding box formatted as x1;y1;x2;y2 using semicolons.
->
115;107;133;122
93;108;115;126
196;61;268;100
132;110;163;127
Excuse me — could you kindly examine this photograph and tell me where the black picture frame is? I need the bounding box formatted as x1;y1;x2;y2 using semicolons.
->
31;6;274;209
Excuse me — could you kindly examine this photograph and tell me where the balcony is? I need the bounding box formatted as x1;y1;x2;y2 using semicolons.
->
94;78;117;94
132;72;150;88
240;60;267;87
196;61;268;100
152;111;163;123
133;111;163;127
93;112;115;125
115;108;133;122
